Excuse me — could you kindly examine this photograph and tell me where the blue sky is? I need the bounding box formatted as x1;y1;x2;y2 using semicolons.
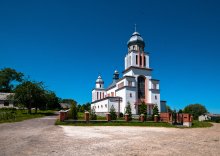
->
1;0;220;113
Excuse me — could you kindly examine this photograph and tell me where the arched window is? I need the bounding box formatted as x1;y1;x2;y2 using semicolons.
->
140;56;142;66
136;55;138;65
97;92;99;100
144;56;146;67
138;76;145;99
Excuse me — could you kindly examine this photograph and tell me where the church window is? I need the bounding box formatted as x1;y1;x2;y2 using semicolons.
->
100;84;101;88
118;82;124;88
130;93;132;97
103;92;104;98
140;56;142;66
136;55;138;65
97;92;99;100
128;81;132;86
133;46;135;50
101;105;103;108
138;76;145;99
111;92;114;97
105;104;107;108
144;56;146;67
100;92;102;99
155;95;157;100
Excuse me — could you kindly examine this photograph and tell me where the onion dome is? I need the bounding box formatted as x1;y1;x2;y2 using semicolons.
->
127;31;145;47
96;75;104;84
113;70;119;81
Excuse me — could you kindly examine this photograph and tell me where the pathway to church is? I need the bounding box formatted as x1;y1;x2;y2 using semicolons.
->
0;115;219;156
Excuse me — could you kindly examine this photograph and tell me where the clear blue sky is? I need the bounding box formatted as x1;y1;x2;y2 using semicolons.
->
1;0;220;113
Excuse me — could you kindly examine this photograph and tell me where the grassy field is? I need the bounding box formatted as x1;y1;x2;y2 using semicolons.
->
0;109;55;124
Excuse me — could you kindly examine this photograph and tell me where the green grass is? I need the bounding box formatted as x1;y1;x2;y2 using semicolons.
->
55;119;175;127
191;120;213;128
0;109;55;124
56;119;213;128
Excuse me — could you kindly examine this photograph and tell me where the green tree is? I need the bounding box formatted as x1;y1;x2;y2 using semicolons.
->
44;91;60;110
0;68;24;92
110;105;117;120
125;102;132;120
90;108;97;120
183;104;208;120
138;102;147;115
166;105;172;113
152;105;159;117
14;81;45;114
178;109;183;113
69;102;78;120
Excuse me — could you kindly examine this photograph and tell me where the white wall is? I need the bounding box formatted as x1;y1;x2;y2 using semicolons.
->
0;104;14;108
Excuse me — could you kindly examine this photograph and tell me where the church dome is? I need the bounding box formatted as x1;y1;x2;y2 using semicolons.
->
96;75;104;84
127;31;145;47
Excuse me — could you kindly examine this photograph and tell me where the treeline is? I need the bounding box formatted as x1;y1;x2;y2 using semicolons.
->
0;67;89;114
166;103;208;120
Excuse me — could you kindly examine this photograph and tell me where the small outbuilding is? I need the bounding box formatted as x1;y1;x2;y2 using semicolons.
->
0;93;14;108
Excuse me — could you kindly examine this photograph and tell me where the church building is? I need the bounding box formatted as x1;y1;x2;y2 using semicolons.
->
91;30;167;116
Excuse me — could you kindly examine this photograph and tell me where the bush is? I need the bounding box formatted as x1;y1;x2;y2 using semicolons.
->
90;108;97;120
138;102;147;120
0;108;17;121
125;102;132;120
110;105;117;120
69;103;78;120
119;112;123;118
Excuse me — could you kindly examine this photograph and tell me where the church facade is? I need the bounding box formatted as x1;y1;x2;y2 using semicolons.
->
91;31;167;116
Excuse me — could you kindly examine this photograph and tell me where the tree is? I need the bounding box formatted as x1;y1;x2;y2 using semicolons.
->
69;102;78;120
152;105;159;117
178;109;183;113
183;104;208;120
166;105;172;113
44;91;60;110
14;81;45;114
90;108;97;120
138;101;147;120
125;102;132;120
0;68;24;92
110;105;117;120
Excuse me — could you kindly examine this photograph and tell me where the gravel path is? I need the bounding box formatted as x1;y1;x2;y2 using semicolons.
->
0;116;220;156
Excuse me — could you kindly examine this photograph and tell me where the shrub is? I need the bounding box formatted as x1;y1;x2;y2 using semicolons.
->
125;102;132;120
90;108;97;120
110;105;117;120
138;102;147;120
152;105;159;118
69;103;78;120
119;112;123;118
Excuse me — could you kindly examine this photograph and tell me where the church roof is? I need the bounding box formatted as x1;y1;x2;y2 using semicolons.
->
96;75;104;83
127;31;145;46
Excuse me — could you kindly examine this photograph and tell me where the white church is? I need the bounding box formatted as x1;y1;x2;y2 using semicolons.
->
91;30;167;116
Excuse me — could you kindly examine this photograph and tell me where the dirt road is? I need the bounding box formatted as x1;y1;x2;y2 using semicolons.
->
0;116;219;156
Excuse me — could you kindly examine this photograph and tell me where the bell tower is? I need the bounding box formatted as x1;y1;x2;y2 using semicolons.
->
124;30;149;70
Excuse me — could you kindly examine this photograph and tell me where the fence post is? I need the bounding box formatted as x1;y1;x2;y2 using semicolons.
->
106;113;111;122
140;114;145;122
85;111;90;123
